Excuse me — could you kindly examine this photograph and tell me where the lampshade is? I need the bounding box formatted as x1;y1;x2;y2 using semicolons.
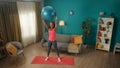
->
59;20;65;26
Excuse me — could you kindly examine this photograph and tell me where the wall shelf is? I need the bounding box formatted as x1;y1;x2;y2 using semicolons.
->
96;17;114;52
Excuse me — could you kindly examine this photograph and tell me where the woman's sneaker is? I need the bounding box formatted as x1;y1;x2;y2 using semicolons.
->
58;57;61;62
45;57;49;61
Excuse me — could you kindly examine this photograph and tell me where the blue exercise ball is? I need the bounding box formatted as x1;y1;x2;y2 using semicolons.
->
41;6;56;21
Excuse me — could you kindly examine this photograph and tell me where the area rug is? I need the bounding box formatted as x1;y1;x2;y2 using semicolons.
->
31;56;74;65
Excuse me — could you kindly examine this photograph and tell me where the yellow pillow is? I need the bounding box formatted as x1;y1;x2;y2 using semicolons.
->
71;35;80;43
73;35;83;45
6;43;17;56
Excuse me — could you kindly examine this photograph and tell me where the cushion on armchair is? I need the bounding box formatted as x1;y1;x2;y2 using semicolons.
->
11;41;23;49
71;35;83;45
74;35;82;45
68;43;80;53
6;43;17;56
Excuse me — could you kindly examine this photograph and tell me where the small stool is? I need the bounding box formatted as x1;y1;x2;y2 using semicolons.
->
68;43;80;56
113;43;120;54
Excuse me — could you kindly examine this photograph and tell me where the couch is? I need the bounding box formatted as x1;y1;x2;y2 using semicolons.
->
41;33;82;53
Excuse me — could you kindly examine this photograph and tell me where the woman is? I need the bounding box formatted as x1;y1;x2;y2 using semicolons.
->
41;16;61;62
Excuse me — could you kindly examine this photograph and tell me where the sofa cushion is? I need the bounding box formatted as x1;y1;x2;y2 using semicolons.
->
43;32;71;43
43;33;49;41
57;42;68;50
56;34;71;43
42;42;68;51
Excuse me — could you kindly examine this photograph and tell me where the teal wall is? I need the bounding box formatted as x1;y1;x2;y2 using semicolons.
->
44;0;120;49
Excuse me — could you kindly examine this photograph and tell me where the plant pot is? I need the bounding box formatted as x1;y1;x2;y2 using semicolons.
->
83;43;87;48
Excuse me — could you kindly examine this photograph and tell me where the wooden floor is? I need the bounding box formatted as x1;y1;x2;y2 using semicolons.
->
0;43;120;68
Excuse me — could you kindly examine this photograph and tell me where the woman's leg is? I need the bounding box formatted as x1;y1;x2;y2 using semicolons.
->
47;41;52;57
53;41;59;57
45;41;52;61
53;41;61;62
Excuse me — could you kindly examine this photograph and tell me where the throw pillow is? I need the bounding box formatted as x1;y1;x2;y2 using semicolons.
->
73;35;82;45
6;43;17;56
71;35;80;43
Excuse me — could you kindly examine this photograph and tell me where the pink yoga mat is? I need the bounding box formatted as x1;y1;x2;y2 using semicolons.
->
31;56;74;65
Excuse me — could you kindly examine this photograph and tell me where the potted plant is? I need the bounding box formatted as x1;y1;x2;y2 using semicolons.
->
81;18;93;48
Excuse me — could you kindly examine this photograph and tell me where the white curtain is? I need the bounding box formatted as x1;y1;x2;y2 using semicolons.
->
17;2;37;47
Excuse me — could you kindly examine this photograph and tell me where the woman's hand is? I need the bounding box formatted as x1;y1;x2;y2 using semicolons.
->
55;16;58;20
55;16;58;30
41;16;49;30
55;16;58;23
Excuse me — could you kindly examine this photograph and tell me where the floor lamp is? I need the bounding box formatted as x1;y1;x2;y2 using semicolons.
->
59;20;65;34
